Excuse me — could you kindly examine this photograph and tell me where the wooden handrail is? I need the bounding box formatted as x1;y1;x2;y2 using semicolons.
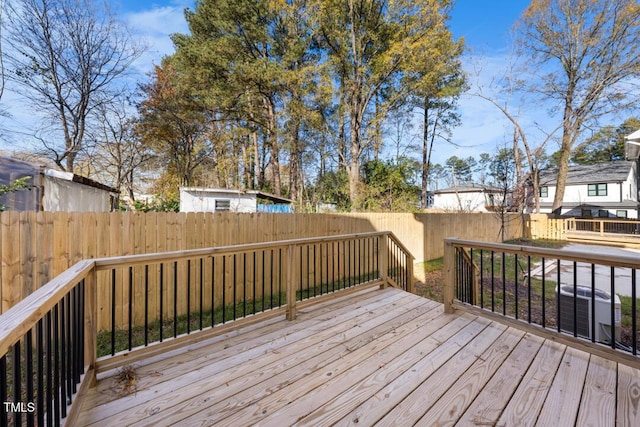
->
93;231;393;269
0;259;94;356
444;238;640;269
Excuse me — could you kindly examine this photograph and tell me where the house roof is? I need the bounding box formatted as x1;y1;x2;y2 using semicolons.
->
434;183;503;194
180;187;293;204
538;161;633;186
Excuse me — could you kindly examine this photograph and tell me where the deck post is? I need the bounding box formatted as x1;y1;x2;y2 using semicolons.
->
407;253;415;293
286;244;297;320
378;234;389;289
443;239;456;314
84;265;97;386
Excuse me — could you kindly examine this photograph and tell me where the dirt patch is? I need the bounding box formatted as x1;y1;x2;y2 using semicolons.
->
414;270;444;303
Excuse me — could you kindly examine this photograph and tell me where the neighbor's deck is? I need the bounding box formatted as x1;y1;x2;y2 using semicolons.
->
75;287;640;426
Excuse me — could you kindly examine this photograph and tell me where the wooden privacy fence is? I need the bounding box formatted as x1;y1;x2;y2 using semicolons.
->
0;211;526;313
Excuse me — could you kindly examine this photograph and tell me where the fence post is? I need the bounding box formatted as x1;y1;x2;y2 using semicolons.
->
378;234;388;289
443;239;456;314
84;264;97;386
286;244;297;320
407;253;415;293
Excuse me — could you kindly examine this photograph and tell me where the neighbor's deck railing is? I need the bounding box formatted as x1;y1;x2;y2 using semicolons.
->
444;238;640;368
0;231;413;426
566;218;640;236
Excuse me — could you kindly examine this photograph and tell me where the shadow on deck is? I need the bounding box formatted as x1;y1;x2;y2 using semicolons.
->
76;286;640;426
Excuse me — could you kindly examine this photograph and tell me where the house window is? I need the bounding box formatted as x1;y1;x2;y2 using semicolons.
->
539;186;548;198
597;209;608;218
617;210;628;218
587;183;607;196
215;199;231;212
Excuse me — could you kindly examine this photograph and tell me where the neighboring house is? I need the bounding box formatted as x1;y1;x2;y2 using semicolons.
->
431;183;502;213
0;156;118;212
535;160;638;218
179;187;293;213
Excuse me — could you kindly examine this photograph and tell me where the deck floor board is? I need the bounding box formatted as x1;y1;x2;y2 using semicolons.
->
75;287;640;427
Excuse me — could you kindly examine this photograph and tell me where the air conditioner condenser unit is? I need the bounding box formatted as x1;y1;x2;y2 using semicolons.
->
556;285;621;344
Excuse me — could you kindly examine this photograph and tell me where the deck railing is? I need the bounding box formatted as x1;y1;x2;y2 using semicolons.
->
0;231;413;426
444;238;640;367
566;218;640;235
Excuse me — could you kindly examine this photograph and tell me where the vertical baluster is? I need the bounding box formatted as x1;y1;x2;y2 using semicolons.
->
480;250;484;309
211;257;216;327
253;251;257;314
63;292;73;405
53;305;60;425
0;355;6;427
187;259;191;334
233;254;237;321
13;340;22;427
270;250;274;310
278;248;283;307
160;263;164;342
128;267;133;350
145;265;149;346
36;319;44;427
632;269;637;355
501;252;506;315
173;261;178;338
300;246;304;298
319;244;323;295
542;258;546;328
26;329;35;427
557;259;561;333
111;269;116;356
200;258;204;330
262;251;266;312
515;254;519;320
243;253;247;318
490;251;495;312
611;267;616;350
222;256;227;323
591;264;596;343
527;256;532;324
46;313;52;427
573;261;578;337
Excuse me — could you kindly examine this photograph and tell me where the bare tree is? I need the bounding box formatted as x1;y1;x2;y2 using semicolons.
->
516;0;640;213
4;0;143;172
88;99;152;203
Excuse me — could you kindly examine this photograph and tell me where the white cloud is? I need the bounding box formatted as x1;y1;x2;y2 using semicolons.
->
124;4;191;76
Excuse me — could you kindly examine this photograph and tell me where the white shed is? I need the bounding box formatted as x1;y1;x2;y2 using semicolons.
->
431;184;502;213
0;156;118;212
179;188;293;213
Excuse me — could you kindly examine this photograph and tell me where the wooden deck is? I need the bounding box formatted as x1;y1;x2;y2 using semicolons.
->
75;287;640;427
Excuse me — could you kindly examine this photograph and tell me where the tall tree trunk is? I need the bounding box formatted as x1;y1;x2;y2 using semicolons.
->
264;96;281;195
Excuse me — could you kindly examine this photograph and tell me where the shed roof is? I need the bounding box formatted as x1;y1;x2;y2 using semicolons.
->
538;161;633;186
180;187;293;204
434;183;503;194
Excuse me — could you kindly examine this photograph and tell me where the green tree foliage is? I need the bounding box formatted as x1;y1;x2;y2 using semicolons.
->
444;156;476;184
360;158;420;212
151;0;462;210
572;118;640;164
0;176;32;211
